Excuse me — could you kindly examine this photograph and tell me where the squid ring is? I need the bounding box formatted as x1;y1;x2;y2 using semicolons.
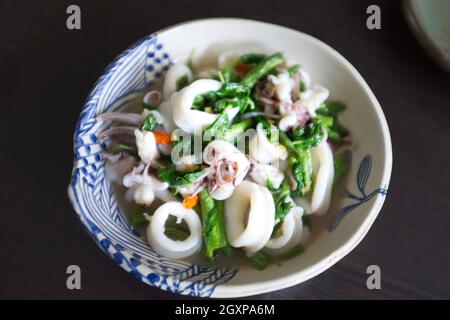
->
147;202;202;259
249;123;287;164
173;79;222;134
265;210;295;249
163;64;193;100
310;140;335;216
225;181;275;255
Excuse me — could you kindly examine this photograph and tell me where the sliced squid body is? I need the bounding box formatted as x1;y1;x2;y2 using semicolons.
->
173;79;222;134
147;202;202;259
162;64;193;100
249;123;287;165
158;91;181;133
298;141;335;216
264;204;310;256
250;162;284;189
225;181;275;255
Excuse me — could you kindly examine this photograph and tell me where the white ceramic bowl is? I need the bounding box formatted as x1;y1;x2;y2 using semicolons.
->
68;18;392;298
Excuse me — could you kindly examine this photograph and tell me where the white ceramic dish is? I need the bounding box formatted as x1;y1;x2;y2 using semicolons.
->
68;18;392;298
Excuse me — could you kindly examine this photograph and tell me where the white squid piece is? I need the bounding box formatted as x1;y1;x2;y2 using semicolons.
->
203;140;251;200
225;181;275;255
308;140;335;216
162;64;193;100
268;72;295;103
249;123;287;165
264;204;310;256
265;210;295;250
300;85;330;117
147;202;202;259
123;164;169;207
250;162;285;189
134;129;159;164
158;91;181;133
173;79;222;134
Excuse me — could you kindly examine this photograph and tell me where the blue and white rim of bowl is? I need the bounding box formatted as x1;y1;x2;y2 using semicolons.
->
68;33;238;298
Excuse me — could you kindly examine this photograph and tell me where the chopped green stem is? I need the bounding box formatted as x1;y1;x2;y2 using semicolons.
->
241;52;285;89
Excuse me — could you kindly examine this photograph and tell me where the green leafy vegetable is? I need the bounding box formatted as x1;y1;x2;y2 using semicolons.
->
291;119;324;150
315;101;349;143
290;152;313;197
203;108;231;141
176;74;189;91
249;244;305;270
131;212;149;228
267;179;292;237
141;113;158;131
199;189;230;260
333;154;350;186
236;53;267;65
300;80;307;92
117;143;138;157
316;101;346;115
165;227;190;241
302;215;312;231
225;118;254;143
241;52;285;89
249;251;269;270
158;165;203;187
287;64;301;76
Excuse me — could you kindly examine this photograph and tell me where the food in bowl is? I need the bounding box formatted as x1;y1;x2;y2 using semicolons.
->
97;50;353;269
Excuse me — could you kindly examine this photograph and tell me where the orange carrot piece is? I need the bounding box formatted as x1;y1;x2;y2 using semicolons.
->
153;131;172;144
183;195;199;209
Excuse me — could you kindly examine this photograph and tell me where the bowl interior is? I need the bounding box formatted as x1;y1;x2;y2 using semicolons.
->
69;18;392;298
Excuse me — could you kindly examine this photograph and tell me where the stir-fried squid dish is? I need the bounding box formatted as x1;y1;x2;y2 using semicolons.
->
98;51;353;269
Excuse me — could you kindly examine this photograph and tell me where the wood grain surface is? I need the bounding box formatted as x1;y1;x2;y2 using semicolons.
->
0;0;449;299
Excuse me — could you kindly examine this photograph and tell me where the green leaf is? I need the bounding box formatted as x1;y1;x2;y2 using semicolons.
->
290;151;313;198
275;244;304;261
241;52;285;89
199;189;229;260
316;101;346;115
291;119;324;150
131;212;149;228
176;74;189;91
302;215;312;231
236;53;267;65
157;165;203;187
268;179;292;237
249;244;305;270
287;64;301;76
141;113;158;131
333;154;350;186
165;227;190;241
225;118;254;143
249;252;269;270
203;109;230;141
117;144;138;158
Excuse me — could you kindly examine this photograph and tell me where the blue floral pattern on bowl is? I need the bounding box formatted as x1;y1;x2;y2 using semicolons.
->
68;34;238;297
329;154;388;232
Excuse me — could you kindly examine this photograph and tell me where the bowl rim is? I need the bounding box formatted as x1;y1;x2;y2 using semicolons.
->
68;17;393;298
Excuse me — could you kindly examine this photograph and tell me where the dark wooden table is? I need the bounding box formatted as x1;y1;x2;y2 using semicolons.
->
1;0;449;300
